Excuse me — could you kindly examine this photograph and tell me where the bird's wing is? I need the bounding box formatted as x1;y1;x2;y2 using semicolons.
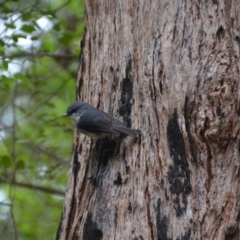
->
76;109;120;135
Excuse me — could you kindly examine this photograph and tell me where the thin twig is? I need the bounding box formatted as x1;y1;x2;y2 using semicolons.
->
0;178;65;196
1;53;76;60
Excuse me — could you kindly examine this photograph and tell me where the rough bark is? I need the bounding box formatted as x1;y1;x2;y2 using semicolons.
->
57;1;240;239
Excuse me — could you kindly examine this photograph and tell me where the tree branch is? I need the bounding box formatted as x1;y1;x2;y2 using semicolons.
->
0;178;65;196
1;52;76;60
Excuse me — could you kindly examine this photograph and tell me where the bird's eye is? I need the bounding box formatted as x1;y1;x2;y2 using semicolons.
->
71;108;77;113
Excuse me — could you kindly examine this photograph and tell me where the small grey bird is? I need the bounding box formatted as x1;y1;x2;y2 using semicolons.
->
64;101;141;138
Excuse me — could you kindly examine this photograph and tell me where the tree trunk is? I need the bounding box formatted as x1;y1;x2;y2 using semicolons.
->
56;0;240;239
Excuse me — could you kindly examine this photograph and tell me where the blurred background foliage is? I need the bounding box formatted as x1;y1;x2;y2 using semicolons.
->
0;0;85;239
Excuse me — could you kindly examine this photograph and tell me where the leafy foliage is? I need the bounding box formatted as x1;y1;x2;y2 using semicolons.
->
0;0;85;239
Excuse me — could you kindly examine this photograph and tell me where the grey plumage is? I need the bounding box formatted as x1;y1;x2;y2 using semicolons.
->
64;101;141;138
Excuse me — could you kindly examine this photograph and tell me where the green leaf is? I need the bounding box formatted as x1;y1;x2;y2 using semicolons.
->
12;34;27;42
59;19;67;28
0;81;10;91
1;74;14;81
14;73;28;81
53;24;61;31
2;7;12;14
46;102;55;108
4;23;16;29
2;61;8;70
16;160;25;169
0;155;12;168
22;13;32;21
0;39;5;46
59;32;72;45
21;24;35;33
31;36;39;40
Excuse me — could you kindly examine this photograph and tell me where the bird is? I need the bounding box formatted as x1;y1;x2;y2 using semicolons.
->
63;101;141;138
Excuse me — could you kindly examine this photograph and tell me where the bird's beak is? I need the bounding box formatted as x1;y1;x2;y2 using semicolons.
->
62;113;69;117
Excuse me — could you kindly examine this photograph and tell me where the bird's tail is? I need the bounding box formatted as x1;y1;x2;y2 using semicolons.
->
113;124;141;137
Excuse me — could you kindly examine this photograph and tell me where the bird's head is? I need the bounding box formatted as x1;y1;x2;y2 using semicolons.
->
63;102;88;122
